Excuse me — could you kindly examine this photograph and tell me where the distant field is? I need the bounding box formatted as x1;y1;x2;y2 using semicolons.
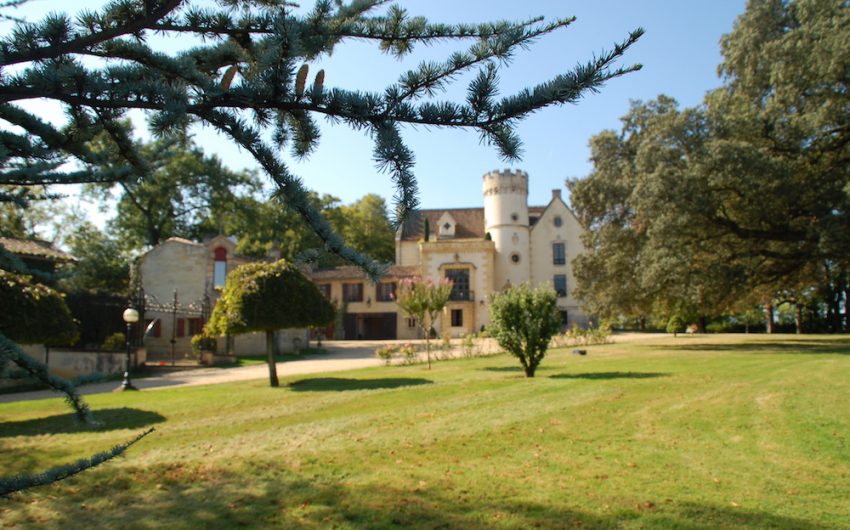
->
1;334;848;529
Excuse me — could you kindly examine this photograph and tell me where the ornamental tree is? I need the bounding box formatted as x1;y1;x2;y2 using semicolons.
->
204;259;335;387
394;276;452;369
489;283;561;377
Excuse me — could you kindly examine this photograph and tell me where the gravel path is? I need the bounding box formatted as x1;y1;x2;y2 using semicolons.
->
0;340;385;403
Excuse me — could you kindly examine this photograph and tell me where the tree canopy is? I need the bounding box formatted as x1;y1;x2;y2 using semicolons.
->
84;129;259;249
570;0;850;328
204;259;334;386
206;260;334;336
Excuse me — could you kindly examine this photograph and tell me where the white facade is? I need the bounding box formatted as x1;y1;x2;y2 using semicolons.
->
528;190;587;326
328;169;590;339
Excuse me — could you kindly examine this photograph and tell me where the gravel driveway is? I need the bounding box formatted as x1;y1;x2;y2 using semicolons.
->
0;340;387;403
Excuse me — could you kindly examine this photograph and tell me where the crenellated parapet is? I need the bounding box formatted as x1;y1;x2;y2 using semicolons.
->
482;169;529;197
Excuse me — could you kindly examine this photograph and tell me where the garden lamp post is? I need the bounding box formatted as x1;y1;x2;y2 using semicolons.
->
120;306;140;391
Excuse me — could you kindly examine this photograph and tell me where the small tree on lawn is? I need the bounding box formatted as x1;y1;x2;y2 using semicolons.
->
204;260;334;387
666;315;685;337
395;277;452;370
489;284;561;378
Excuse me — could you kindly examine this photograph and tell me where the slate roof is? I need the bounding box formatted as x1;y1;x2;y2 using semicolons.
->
310;265;419;281
0;236;75;262
399;207;547;241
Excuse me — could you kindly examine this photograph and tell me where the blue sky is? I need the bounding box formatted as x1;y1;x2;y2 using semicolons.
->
10;0;747;214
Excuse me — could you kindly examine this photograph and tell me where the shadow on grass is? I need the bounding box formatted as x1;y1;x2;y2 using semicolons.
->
480;366;559;373
288;377;433;392
481;366;525;372
656;339;850;355
550;371;668;380
0;407;166;438
17;459;835;530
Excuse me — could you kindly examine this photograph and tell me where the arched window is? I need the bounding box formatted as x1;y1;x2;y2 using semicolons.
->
213;247;227;288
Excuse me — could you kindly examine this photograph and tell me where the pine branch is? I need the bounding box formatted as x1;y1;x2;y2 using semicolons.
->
199;107;388;281
372;121;418;228
0;0;645;277
0;333;93;424
0;0;183;66
0;428;154;497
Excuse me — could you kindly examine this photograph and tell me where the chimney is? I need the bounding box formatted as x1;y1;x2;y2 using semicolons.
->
552;189;562;200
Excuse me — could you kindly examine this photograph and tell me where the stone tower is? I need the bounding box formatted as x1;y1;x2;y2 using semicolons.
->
483;169;531;291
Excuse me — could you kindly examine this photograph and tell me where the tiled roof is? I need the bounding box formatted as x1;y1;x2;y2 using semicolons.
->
528;206;545;227
310;265;419;281
399;208;486;241
399;206;548;240
0;237;76;262
165;236;203;246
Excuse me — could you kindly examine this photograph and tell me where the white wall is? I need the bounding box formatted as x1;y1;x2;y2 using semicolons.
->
529;197;589;327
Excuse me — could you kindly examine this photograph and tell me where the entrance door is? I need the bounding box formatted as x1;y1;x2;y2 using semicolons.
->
343;313;397;340
361;313;397;340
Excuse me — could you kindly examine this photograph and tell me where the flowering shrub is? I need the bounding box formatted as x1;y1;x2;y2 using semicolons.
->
551;321;613;348
374;344;398;365
398;342;419;365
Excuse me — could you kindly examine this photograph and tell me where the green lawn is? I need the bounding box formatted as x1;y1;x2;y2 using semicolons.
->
1;334;849;529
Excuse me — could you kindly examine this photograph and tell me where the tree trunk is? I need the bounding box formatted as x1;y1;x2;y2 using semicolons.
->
843;280;850;332
524;363;535;378
698;316;707;334
639;315;646;331
266;330;279;387
765;303;774;334
421;324;431;370
795;303;803;334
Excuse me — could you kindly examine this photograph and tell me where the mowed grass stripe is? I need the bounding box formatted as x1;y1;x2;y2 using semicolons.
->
1;334;849;529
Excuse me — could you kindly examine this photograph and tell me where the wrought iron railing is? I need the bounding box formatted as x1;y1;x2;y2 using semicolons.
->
449;289;474;301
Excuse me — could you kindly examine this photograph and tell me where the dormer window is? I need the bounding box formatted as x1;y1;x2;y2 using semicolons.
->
437;212;457;239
